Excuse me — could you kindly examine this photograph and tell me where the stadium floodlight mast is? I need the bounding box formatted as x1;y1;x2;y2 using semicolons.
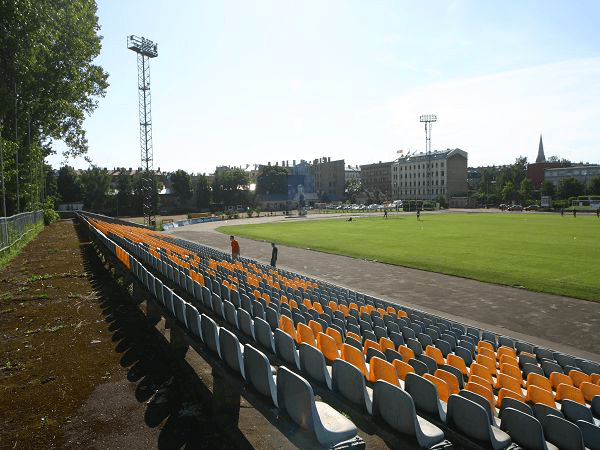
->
127;35;158;228
419;114;437;201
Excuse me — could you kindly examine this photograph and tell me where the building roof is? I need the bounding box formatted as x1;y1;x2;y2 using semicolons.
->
536;135;546;163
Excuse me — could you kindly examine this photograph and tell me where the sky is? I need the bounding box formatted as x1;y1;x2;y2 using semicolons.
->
47;0;600;174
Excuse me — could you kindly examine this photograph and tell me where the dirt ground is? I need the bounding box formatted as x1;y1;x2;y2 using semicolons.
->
0;220;234;449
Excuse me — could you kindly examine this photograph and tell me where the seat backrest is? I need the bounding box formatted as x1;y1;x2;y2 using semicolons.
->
464;381;495;411
497;372;522;394
331;358;372;413
555;383;586;405
459;389;495;425
470;362;494;385
265;306;279;331
424;373;450;402
549;371;573;390
455;345;473;366
368;356;399;385
244;344;277;406
434;369;460;396
254;317;275;353
580;381;600;403
297;322;316;347
568;369;591;388
237;308;255;339
527;372;552;392
200;314;220;356
340;343;368;377
447;394;492;442
532;403;564;429
184;303;201;338
274;328;300;369
299;343;330;387
317;332;339;363
392;359;415;381
577;419;600;450
499;396;533;418
542;413;585;450
500;407;548;450
223;300;238;328
398;345;415;362
219;328;244;377
561;398;594;424
425;345;445;366
279;314;296;339
475;353;497;376
372;380;417;436
276;366;314;431
446;353;468;375
405;372;442;417
325;326;343;350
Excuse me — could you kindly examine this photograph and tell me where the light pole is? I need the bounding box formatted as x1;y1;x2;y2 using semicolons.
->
419;115;437;201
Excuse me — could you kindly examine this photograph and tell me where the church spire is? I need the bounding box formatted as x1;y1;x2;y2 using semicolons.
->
536;134;546;163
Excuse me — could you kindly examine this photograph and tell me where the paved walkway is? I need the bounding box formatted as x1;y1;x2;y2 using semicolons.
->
166;212;600;364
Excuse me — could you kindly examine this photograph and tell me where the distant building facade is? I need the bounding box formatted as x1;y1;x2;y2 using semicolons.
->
309;157;345;201
391;148;468;201
544;165;600;188
526;135;567;187
360;161;394;198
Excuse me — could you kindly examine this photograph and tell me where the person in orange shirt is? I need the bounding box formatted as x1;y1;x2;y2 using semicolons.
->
230;235;240;259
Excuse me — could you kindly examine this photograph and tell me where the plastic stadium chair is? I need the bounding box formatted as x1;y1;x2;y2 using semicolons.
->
526;384;556;408
237;308;255;340
424;373;451;403
440;364;465;390
532;403;564;431
340;343;369;377
367;356;399;386
561;398;595;424
200;314;221;357
317;332;339;363
499;362;523;385
425;345;445;367
397;345;416;363
325;326;343;351
580;381;600;403
523;362;545;379
455;346;473;366
569;369;592;388
464;381;495;412
366;347;386;364
219;328;246;380
405;372;447;423
392;359;415;382
446;353;469;377
542;414;585;450
576;419;600;450
223;300;238;328
470;362;494;386
496;387;526;408
276;366;358;448
495;372;523;394
446;394;510;450
184;303;202;338
297;322;317;347
299;343;332;390
556;383;586;405
274;328;301;370
499;396;533;418
372;380;446;448
476;354;498;377
500;407;557;450
408;358;429;376
550;371;574;390
541;360;563;378
434;369;460;396
331;358;373;414
254;317;276;354
460;389;498;426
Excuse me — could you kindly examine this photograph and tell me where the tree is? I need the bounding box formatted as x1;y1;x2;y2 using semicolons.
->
195;174;211;210
212;168;250;205
344;178;361;203
116;172;133;215
56;165;81;202
589;176;600;195
557;177;584;200
0;0;108;215
519;178;534;205
541;180;556;197
132;171;160;216
79;166;110;211
256;165;288;196
170;170;192;204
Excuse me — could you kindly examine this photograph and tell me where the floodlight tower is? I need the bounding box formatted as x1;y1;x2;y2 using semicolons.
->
419;114;437;200
127;35;158;227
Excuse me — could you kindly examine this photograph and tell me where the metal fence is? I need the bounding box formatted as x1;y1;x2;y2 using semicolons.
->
0;210;44;253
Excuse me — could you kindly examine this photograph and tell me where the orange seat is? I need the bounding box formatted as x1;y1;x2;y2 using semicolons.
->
469;374;493;391
340;343;368;377
368;356;399;385
495;372;523;394
397;345;416;362
590;373;600;385
325;327;343;350
386;306;397;315
465;381;495;412
526;372;552;393
279;295;288;304
496;387;526;408
496;346;517;361
434;369;460;396
262;292;270;304
447;353;469;376
376;307;386;317
425;345;445;366
525;384;555;407
317;332;339;363
477;340;495;354
556;383;586;405
338;304;349;317
297;322;316;347
379;337;395;353
498;354;519;368
470;362;494;386
549;372;573;391
349;303;358;311
327;300;337;312
424;373;450;402
478;346;496;361
475;354;498;377
346;331;362;343
500;362;523;385
308;320;323;337
397;310;408;318
580;381;600;403
279;315;297;340
568;369;591;388
392;359;415;381
288;299;298;310
363;339;381;357
312;302;324;315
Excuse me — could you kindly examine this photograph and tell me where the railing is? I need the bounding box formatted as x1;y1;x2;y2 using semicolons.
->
0;210;44;253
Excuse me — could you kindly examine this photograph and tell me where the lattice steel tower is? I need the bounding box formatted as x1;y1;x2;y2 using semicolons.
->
419;114;437;200
127;35;158;227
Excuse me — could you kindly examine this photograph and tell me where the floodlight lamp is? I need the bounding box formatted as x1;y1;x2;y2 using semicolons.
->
419;114;437;123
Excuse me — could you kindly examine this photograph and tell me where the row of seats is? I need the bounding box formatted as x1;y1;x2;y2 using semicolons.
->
81;213;600;449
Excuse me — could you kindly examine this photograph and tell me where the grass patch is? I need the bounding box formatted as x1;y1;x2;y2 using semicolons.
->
218;213;600;301
0;222;45;269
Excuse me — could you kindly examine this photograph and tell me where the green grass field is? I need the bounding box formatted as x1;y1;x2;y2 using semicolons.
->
217;213;600;301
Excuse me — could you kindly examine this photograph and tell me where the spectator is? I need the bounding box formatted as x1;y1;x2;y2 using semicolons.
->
230;235;240;259
270;243;278;267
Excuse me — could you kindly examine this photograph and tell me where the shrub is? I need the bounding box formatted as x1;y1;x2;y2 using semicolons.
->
43;199;60;225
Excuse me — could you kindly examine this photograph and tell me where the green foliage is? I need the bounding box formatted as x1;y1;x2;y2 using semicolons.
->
195;173;211;209
79;165;110;211
256;165;288;196
212;168;250;205
219;213;600;301
541;180;556;197
56;165;82;202
43;198;59;225
589;176;600;195
558;177;585;199
171;169;193;204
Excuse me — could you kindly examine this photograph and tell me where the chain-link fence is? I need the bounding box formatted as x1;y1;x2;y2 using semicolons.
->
0;211;44;253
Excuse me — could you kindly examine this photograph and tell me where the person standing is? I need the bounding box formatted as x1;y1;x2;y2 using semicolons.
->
230;235;240;259
270;243;278;267
383;208;388;219
416;207;421;221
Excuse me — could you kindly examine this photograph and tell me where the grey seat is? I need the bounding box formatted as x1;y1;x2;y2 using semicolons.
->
331;358;373;415
417;354;438;374
576;420;600;450
365;347;386;363
237;308;255;340
435;339;452;357
240;294;252;314
265;306;279;331
252;299;265;320
192;280;203;306
561;399;595;424
404;372;447;423
200;314;221;357
500;407;558;450
384;348;402;363
372;380;445;448
373;325;388;341
402;326;416;340
577;359;600;376
408;358;429;376
542;414;585;450
201;285;212;309
554;353;579;369
212;292;225;319
345;336;362;351
460;389;498;427
499;396;533;418
276;366;358;448
299;343;332;390
541;359;563;377
254;317;276;354
533;403;564;429
223;300;238;328
498;336;515;349
163;285;174;313
455;345;473;366
519;353;538;368
362;330;377;344
535;347;555;362
417;332;433;349
388;331;404;348
274;329;300;370
244;344;278;407
407;338;423;356
481;331;497;349
523;362;545;378
515;341;535;355
446;394;511;450
440;364;465;389
592;396;600;418
219;328;245;379
172;294;187;326
184;303;202;338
